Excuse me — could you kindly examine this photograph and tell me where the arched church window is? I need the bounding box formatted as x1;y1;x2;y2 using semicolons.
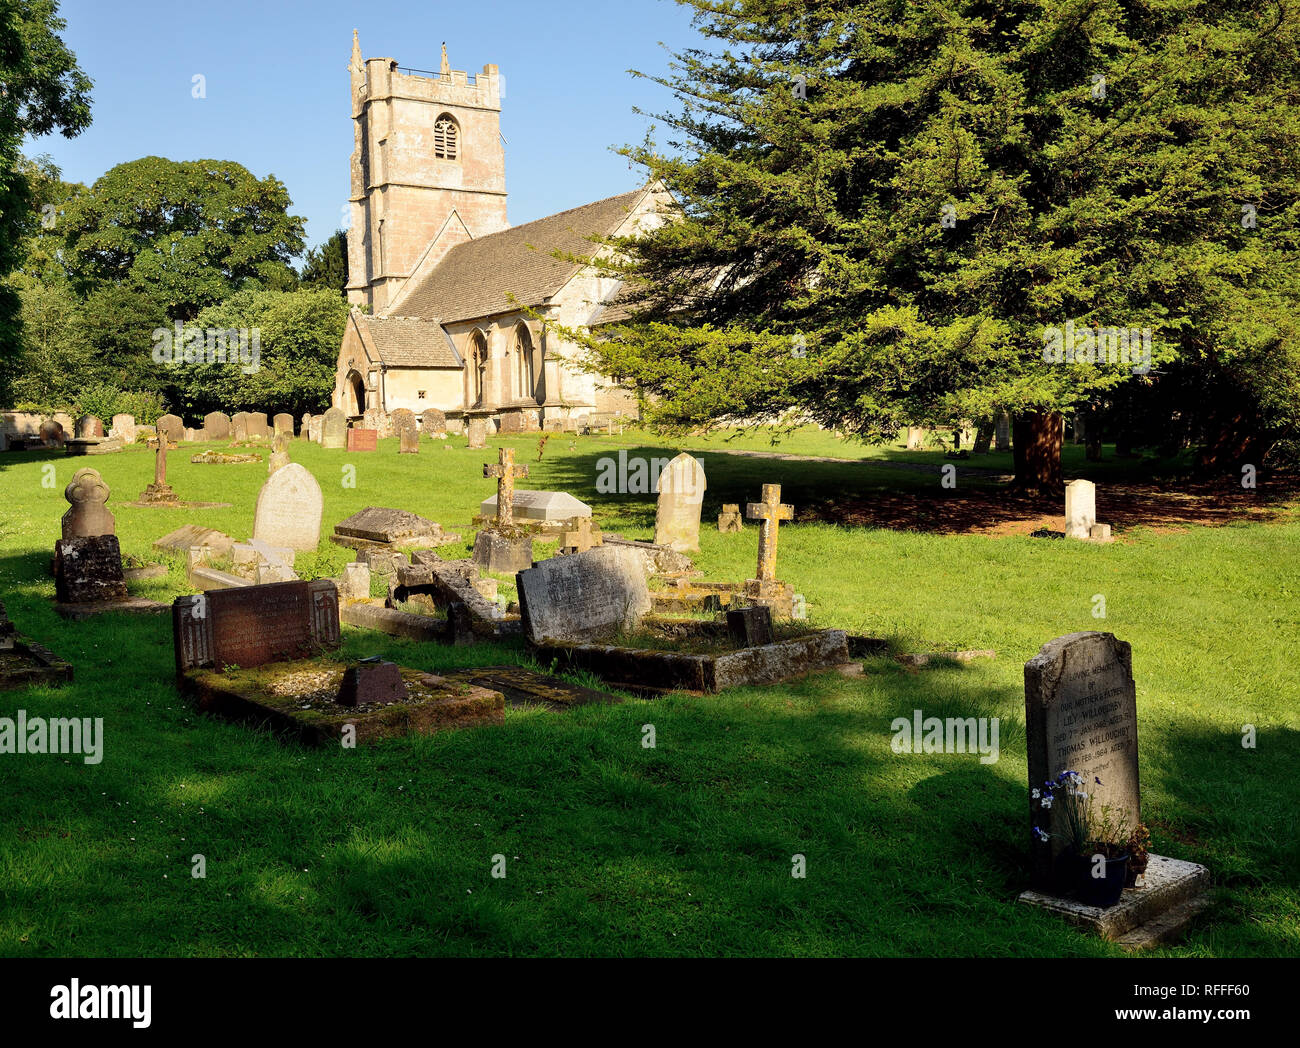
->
434;116;460;160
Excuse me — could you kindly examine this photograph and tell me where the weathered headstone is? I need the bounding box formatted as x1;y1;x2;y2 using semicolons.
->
231;412;250;442
499;411;523;435
308;415;324;444
273;413;294;439
466;418;488;449
339;562;371;601
471;529;534;575
172;580;340;674
54;535;128;604
331;508;447;550
727;605;774;648
301;413;312;440
246;413;270;439
321;407;347;450
62;468;115;539
995;412;1011;452
391;408;417;437
347;429;377;452
267;431;291;474
110;414;137;444
75;415;105;439
204;412;232;440
1065;480;1096;540
717;504;744;533
338;661;408;707
157;414;183;443
39;419;65;448
1025;632;1140;888
154;525;233;558
906;427;925;450
252;463;323;551
516;545;652;645
654;453;707;552
399;426;419;454
421;408;446;437
362;408;392;439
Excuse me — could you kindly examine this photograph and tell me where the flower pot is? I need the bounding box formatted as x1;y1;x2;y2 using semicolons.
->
1074;852;1130;908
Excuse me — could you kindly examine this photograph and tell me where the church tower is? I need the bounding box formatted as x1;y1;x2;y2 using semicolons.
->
346;31;508;311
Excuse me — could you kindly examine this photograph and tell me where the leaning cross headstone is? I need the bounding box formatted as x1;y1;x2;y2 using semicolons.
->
653;453;707;553
744;484;796;617
516;545;652;645
62;468;115;539
717;504;744;533
252;463;323;552
321;407;347;450
1065;480;1097;540
1024;632;1140;889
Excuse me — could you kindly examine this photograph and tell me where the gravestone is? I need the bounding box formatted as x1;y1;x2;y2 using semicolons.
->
744;484;796;617
472;529;534;574
717;504;744;533
1065;480;1096;540
347;428;378;452
231;412;250;442
154;525;233;558
391;408;417;436
338;661;409;707
421;408;446;437
62;468;115;539
252;463;323;551
561;517;602;554
332;508;447;550
267;432;291;474
301;413;312;440
54;535;127;604
271;413;292;439
76;416;105;439
1025;632;1140;889
137;436;179;504
39;419;65;448
157;415;183;443
654;453;707;552
172;580;340;674
995;412;1011;452
727;605;774;648
362;408;392;439
339;562;371;601
399;426;419;454
516;546;652;646
906;427;925;450
204;412;232;440
308;415;324;444
466;418;487;449
110;414;137;444
246;413;270;439
499;412;523;435
321;407;347;449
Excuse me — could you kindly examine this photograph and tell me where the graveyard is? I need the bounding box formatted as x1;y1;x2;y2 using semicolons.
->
0;425;1296;957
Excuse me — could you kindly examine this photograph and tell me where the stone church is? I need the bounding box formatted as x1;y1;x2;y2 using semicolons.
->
332;32;671;432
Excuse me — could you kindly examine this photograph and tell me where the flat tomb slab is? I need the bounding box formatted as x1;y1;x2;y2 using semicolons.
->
180;660;504;746
54;596;168;621
1017;855;1211;948
441;665;623;711
0;637;73;691
534;629;850;695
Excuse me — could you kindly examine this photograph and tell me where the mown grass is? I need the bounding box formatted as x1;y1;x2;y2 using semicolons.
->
0;429;1296;957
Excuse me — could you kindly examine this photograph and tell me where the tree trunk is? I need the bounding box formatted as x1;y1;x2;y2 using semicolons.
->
1012;411;1064;495
1196;411;1290;474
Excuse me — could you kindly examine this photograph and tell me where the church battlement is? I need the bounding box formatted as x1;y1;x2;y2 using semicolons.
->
346;31;508;312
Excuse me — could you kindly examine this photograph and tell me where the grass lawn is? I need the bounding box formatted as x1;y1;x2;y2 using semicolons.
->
0;429;1297;957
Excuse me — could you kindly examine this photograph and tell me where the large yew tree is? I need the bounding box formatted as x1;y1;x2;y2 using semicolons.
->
587;0;1300;490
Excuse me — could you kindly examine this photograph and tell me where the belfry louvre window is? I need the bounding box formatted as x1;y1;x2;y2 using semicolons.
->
434;118;459;160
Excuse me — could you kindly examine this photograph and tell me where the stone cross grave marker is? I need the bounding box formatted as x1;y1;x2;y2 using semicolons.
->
562;516;602;554
484;448;529;527
172;579;340;675
1025;631;1140;888
746;484;794;583
653;453;707;552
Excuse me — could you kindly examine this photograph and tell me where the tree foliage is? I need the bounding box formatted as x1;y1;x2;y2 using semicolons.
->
300;229;348;296
579;0;1300;485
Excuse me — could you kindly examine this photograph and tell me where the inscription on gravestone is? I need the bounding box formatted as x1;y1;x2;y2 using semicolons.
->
173;580;340;674
1025;631;1140;887
516;545;651;645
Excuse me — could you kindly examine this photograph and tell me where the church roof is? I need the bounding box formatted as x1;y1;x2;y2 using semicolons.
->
394;189;644;324
360;316;462;368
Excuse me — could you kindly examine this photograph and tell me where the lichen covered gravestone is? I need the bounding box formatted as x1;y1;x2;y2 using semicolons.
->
653;453;706;552
1024;632;1140;889
516;545;652;645
466;418;487;449
321;407;347;449
157;415;183;443
204;412;232;440
252;463;323;551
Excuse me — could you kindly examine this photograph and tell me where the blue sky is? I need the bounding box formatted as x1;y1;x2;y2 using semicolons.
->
25;0;703;257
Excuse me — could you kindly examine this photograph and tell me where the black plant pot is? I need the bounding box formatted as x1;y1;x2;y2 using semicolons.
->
1074;852;1130;908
